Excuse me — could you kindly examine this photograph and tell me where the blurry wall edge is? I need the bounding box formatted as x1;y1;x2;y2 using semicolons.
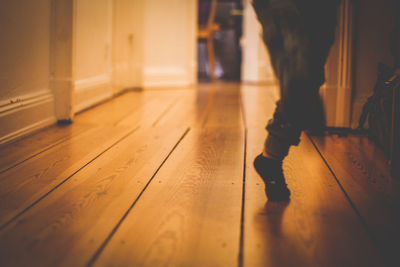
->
0;0;56;145
240;0;275;84
0;0;197;145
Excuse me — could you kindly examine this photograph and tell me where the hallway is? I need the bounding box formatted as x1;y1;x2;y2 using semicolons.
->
0;83;398;266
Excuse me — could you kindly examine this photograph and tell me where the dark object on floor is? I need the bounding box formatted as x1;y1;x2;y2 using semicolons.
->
253;154;290;201
358;63;397;155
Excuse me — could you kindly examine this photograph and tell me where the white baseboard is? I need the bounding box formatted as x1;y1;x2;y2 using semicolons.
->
320;84;338;127
112;63;142;94
74;74;113;113
0;90;56;145
143;66;192;88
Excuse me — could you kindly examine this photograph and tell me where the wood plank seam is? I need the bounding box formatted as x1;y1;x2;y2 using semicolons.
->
238;128;248;267
200;106;212;127
238;90;248;267
0;126;140;232
86;127;191;267
152;98;179;127
200;89;216;127
0;126;89;175
307;134;387;265
92;128;244;266
113;95;178;127
239;91;248;130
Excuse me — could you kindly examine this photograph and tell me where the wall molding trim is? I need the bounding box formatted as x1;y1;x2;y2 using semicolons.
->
335;0;354;127
0;90;53;114
0;90;56;145
112;62;142;94
74;74;112;92
143;66;191;88
74;74;113;113
322;0;355;127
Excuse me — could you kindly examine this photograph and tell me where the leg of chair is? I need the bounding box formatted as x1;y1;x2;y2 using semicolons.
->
207;35;216;81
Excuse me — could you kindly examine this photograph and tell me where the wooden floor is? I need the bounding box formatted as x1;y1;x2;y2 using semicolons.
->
0;83;399;267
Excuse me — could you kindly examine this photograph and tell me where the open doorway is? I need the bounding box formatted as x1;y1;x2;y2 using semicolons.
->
197;0;243;82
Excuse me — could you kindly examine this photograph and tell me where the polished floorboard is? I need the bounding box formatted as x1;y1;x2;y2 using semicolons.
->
0;83;398;267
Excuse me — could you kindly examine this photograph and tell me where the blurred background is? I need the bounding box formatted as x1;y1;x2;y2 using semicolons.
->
0;0;399;145
197;0;243;81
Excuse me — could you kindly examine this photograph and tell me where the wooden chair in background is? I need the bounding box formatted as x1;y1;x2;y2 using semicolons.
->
198;0;220;81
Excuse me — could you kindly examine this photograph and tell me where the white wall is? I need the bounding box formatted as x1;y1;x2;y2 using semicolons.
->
321;28;340;127
141;0;197;88
73;0;114;112
0;0;199;144
112;0;197;90
241;0;275;84
75;0;197;94
0;0;56;144
112;0;144;93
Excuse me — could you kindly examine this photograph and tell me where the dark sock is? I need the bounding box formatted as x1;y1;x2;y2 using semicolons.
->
253;154;290;201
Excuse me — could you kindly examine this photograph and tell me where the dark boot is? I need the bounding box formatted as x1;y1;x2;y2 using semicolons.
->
253;154;290;201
